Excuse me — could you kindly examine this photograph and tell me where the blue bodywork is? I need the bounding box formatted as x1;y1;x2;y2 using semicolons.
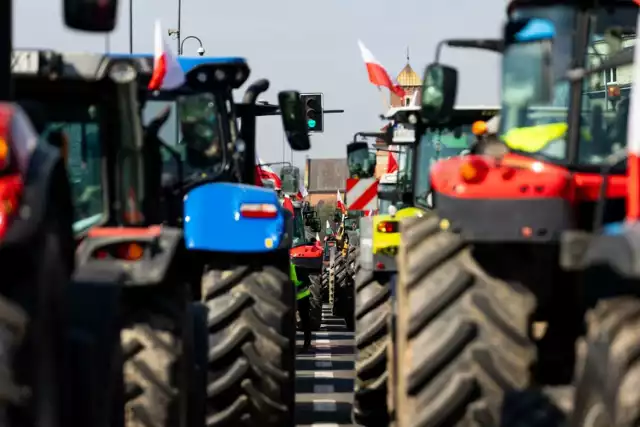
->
183;182;285;253
515;18;556;42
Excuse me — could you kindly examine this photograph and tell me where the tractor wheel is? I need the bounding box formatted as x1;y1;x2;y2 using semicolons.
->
394;214;537;427
321;270;329;303
187;302;209;427
202;265;295;427
309;273;323;331
352;267;391;426
0;294;28;419
122;288;193;427
572;296;640;427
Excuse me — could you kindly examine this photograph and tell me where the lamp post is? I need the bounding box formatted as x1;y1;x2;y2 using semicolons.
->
168;30;204;56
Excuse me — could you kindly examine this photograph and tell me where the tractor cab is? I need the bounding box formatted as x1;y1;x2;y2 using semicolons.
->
11;50;145;233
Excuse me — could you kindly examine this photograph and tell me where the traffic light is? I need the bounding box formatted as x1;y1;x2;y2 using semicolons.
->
301;93;324;133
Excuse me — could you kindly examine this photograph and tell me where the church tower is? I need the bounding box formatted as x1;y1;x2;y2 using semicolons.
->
375;50;421;177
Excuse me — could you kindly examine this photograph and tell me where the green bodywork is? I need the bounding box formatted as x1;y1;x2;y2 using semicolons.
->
290;263;310;300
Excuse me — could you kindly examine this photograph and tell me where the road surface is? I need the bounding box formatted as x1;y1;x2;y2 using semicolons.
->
296;304;355;426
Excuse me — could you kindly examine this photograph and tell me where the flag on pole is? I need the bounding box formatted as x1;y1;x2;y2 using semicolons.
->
296;180;308;200
148;20;186;91
358;40;406;98
256;157;282;190
282;194;294;214
336;189;346;213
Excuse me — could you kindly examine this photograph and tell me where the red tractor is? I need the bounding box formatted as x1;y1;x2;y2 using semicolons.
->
390;1;638;426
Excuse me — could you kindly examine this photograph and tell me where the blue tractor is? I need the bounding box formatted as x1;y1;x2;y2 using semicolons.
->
120;55;311;426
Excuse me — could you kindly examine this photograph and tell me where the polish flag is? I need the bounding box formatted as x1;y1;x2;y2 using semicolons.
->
282;194;294;214
256;157;282;190
148;20;186;91
387;150;398;173
626;10;640;221
336;189;346;213
358;40;406;98
296;180;308;200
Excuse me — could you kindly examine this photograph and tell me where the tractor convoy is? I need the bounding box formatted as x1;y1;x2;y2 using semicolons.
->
2;0;640;426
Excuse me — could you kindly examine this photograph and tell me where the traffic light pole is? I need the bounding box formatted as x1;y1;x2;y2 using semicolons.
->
0;0;12;101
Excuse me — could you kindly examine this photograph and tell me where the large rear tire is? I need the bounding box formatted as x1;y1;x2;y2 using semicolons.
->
0;295;28;424
202;265;295;427
309;273;323;331
352;267;391;426
572;296;640;427
122;289;193;427
394;214;537;427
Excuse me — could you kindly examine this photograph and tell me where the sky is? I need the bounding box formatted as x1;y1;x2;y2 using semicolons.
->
15;0;505;168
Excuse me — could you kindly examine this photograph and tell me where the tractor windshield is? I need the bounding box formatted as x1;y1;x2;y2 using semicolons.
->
144;91;231;184
414;125;473;208
292;207;306;246
500;4;637;166
38;103;105;233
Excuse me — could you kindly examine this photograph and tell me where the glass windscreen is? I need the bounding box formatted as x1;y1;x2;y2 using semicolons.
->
414;125;474;208
292;207;306;246
501;5;636;166
39;104;104;233
143;92;226;183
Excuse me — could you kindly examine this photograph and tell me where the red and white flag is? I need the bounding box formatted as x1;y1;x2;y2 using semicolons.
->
256;157;282;190
282;194;294;213
336;189;346;213
626;9;640;221
296;180;308;200
357;40;405;98
148;20;186;91
387;150;398;173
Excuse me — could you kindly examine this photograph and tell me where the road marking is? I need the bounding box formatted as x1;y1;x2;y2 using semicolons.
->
314;371;334;378
315;353;331;359
313;384;335;393
316;339;330;344
312;400;337;411
315;361;332;368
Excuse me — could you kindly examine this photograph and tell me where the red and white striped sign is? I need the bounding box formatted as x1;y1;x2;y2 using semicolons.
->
346;178;378;211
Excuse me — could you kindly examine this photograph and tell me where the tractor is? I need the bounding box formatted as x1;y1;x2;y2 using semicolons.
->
278;165;324;331
127;55;313;426
391;1;638;426
0;0;119;425
348;105;497;425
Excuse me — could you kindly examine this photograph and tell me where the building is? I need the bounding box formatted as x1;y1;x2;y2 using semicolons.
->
304;158;348;206
586;37;635;110
375;59;421;178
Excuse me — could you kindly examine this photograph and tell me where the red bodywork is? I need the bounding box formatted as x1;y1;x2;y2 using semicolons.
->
0;105;26;240
431;153;626;202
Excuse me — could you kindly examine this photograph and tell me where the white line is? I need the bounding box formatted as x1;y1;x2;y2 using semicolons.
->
316;339;330;344
312;400;337;412
313;384;335;393
311;424;340;427
314;331;329;336
315;361;332;368
315;353;331;359
314;371;334;378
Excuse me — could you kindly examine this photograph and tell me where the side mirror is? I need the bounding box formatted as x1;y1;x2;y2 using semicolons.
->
347;141;376;179
502;17;556;105
64;0;117;32
421;63;458;122
309;221;320;233
278;91;311;151
310;237;317;244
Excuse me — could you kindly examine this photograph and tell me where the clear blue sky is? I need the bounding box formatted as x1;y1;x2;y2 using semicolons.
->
15;0;504;167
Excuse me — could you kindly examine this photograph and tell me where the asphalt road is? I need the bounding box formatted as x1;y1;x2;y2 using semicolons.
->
295;304;355;427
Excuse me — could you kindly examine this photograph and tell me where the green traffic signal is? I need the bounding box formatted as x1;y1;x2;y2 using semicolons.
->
308;119;317;128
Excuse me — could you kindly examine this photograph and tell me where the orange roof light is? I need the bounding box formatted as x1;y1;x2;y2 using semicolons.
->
471;121;488;136
607;84;621;98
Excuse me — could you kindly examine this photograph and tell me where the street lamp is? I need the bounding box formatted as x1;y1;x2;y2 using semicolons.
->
168;30;205;56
